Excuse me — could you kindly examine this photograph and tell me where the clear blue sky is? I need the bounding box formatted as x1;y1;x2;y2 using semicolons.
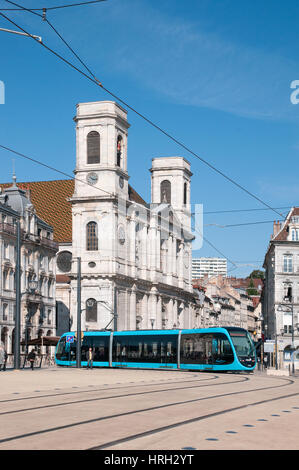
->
1;0;299;277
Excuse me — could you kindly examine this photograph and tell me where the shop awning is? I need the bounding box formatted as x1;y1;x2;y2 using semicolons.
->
20;336;60;347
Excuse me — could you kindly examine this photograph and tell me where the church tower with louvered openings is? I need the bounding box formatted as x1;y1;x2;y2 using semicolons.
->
70;101;130;332
63;100;196;336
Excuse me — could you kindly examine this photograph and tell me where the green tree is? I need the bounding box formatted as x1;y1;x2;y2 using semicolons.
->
247;269;265;280
247;278;259;296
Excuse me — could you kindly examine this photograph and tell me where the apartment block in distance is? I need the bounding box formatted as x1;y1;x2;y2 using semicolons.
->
192;257;227;279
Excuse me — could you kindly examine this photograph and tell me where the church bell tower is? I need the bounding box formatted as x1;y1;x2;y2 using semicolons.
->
73;101;130;199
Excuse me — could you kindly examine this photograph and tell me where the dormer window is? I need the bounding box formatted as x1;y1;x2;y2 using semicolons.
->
87;131;100;164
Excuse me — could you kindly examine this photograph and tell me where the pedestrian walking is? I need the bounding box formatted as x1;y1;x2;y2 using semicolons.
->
86;347;94;369
263;354;268;369
0;346;4;371
27;349;36;370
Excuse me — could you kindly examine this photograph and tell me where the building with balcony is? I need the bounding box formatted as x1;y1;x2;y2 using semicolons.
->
192;275;260;339
0;178;58;356
263;209;299;369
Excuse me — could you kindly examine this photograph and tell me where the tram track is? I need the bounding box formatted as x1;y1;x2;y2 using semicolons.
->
0;375;295;447
0;372;217;405
0;374;248;416
90;383;299;450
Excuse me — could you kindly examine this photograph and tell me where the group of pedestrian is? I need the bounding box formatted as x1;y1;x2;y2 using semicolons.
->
0;346;7;371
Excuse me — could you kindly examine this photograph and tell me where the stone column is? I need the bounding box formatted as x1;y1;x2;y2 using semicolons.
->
156;294;162;330
166;236;173;284
178;241;184;288
172;236;177;279
173;298;178;328
141;224;147;279
168;298;174;328
142;293;148;330
129;216;136;278
129;284;136;330
149;287;157;329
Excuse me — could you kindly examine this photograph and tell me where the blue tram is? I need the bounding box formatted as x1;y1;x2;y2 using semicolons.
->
55;327;256;372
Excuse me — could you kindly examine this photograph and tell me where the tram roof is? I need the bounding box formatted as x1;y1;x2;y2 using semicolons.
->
61;327;241;338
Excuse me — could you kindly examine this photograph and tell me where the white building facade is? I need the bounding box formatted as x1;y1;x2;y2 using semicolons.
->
56;101;196;333
0;180;58;357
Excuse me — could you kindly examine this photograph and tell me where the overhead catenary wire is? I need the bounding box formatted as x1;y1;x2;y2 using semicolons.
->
0;143;113;197
199;206;291;215
0;141;243;271
0;2;267;272
4;0;98;80
191;214;237;269
0;0;107;11
204;219;284;228
1;3;285;220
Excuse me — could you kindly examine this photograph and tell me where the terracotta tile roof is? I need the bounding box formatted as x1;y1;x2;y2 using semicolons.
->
0;179;147;243
56;274;71;283
0;179;74;243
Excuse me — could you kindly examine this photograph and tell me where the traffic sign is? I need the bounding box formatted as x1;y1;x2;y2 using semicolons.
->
264;342;274;353
66;335;74;343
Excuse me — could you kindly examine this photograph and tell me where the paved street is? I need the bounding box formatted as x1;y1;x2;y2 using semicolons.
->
0;366;298;451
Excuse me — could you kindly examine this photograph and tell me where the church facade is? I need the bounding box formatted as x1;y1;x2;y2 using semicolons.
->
56;100;197;333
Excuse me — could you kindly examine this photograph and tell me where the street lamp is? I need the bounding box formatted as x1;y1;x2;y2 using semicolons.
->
24;280;38;354
277;297;295;375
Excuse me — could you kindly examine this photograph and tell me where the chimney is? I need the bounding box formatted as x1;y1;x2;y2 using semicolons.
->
272;220;281;238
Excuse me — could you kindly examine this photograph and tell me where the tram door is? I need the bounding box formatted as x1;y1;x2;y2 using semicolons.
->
204;335;213;366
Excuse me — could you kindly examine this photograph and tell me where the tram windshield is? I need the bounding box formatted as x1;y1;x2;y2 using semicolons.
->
227;329;256;366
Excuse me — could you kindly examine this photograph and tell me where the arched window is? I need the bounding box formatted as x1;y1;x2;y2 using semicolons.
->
184;182;187;205
160;180;171;204
86;221;98;251
2;303;8;321
86;298;97;322
87;131;100;164
117;135;122;167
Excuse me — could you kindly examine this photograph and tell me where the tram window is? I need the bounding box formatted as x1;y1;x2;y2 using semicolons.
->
81;335;109;362
228;331;255;359
181;334;212;364
56;336;77;361
112;335;177;363
180;333;234;365
212;333;234;364
56;336;67;361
